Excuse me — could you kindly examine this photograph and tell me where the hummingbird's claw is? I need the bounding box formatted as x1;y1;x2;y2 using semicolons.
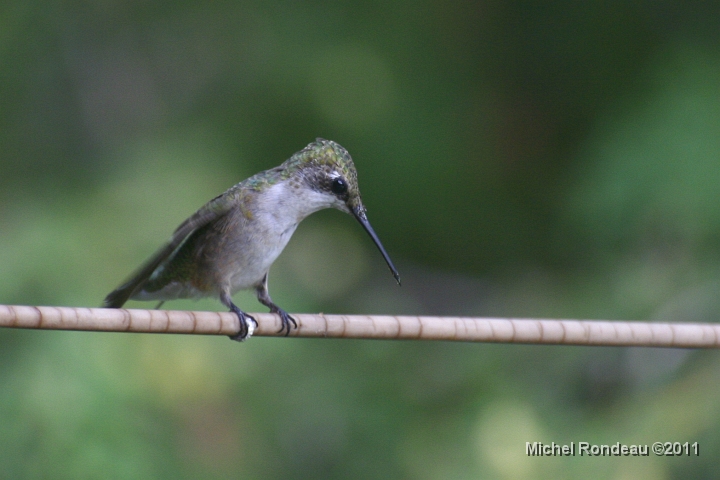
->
271;307;297;336
228;304;257;342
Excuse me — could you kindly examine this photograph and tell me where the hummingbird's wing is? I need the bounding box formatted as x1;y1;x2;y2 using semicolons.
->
103;192;237;308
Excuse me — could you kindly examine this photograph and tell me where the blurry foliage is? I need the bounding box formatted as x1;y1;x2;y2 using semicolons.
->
2;1;720;478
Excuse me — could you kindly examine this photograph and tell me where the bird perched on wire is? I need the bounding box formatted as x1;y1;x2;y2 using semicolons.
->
103;138;400;341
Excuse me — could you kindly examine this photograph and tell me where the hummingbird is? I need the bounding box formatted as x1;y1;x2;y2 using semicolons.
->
103;138;400;341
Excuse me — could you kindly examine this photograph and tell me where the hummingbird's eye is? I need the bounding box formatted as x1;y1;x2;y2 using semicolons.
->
331;177;348;196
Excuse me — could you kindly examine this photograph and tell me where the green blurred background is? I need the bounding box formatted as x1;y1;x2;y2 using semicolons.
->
2;1;720;478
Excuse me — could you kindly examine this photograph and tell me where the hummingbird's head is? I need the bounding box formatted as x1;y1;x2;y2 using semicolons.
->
290;137;363;216
288;138;400;284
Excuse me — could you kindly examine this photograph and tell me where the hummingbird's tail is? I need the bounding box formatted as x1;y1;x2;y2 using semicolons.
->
102;239;182;308
103;284;133;308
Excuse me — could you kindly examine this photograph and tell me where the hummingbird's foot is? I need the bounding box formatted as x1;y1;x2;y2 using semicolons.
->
270;306;297;337
228;304;258;342
254;277;297;336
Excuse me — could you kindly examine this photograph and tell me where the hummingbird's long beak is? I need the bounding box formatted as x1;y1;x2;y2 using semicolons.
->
352;206;401;285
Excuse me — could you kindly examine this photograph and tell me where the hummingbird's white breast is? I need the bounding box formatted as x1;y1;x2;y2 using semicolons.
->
226;179;343;293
